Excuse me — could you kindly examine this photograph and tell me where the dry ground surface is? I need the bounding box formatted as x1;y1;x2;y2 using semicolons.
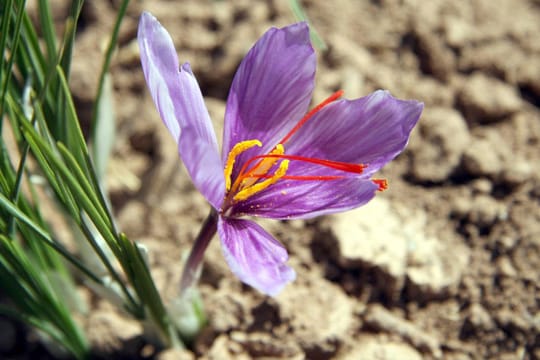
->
3;0;540;359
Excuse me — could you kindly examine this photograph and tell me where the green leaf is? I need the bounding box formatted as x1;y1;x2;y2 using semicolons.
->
91;0;130;141
118;233;183;348
0;235;89;359
92;73;116;181
37;0;57;63
0;192;101;285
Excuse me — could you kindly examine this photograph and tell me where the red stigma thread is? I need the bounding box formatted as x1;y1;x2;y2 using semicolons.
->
248;174;344;181
373;179;388;191
280;90;344;144
251;153;366;174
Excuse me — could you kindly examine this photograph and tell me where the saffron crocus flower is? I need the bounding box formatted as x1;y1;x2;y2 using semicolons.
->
138;12;423;296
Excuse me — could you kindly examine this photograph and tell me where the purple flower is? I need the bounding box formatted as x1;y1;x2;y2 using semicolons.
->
138;12;423;296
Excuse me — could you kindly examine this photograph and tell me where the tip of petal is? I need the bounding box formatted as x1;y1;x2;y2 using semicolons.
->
369;89;423;108
366;89;424;131
140;11;154;22
264;267;296;296
282;21;312;47
225;245;297;296
138;11;162;39
264;22;312;49
181;62;193;74
218;219;297;297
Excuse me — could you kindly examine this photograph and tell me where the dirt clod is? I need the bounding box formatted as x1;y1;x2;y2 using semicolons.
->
409;107;470;182
458;73;522;124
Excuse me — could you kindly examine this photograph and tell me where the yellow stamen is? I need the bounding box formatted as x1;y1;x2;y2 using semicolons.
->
239;144;285;189
233;160;289;201
224;140;262;191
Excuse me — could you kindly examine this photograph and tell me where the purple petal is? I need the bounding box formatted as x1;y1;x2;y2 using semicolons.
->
138;12;224;208
218;217;296;296
232;177;378;219
178;127;225;209
230;91;421;219
222;22;316;179
283;90;423;176
137;12;182;142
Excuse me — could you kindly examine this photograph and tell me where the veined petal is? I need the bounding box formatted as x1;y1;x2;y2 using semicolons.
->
232;177;378;219
138;12;224;208
218;217;296;296
138;11;182;142
284;90;424;176
230;91;421;218
179;127;225;209
222;22;316;179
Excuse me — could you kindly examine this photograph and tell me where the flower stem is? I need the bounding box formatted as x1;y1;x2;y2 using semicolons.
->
179;209;218;294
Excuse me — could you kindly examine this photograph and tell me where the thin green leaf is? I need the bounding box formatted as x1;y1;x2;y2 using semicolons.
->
37;0;58;62
0;0;26;124
91;0;130;139
0;236;89;358
118;233;183;348
58;0;84;79
56;143;114;230
20;10;47;84
92;73;116;181
55;66;91;166
56;68;121;240
6;79;35;236
18;105;140;312
0;192;101;285
6;93;79;216
0;0;13;79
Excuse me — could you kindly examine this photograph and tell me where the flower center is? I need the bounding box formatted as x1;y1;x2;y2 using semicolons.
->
224;141;290;202
222;90;387;205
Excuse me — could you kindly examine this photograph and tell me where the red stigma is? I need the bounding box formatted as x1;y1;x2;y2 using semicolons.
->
373;179;388;191
280;90;344;144
249;174;344;181
252;153;366;174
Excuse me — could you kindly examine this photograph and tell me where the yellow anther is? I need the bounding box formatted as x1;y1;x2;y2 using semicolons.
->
274;144;285;154
234;160;289;201
224;140;262;191
240;143;285;189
